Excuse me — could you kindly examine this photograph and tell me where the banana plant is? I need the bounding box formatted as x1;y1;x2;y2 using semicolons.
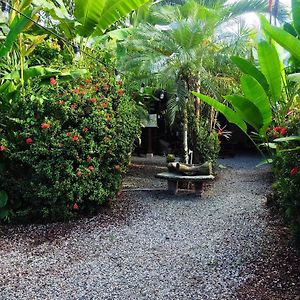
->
260;0;300;63
193;40;286;139
36;0;151;39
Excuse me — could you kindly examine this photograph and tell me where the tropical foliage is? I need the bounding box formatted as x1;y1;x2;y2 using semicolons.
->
118;0;268;163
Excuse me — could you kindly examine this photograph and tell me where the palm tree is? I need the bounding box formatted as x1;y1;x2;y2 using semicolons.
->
120;0;268;163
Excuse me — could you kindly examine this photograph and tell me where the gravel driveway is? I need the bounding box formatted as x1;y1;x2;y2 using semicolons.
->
0;154;299;300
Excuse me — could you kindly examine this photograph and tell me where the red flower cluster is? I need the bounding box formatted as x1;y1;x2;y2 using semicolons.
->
88;165;94;171
90;98;97;103
50;77;56;86
291;167;299;176
41;123;51;129
66;132;79;141
73;203;79;210
73;89;80;94
82;127;89;133
104;84;109;92
115;165;120;171
0;145;7;151
117;89;124;95
273;126;287;137
25;138;33;144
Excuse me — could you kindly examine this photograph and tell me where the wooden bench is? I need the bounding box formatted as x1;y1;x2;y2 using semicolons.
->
155;172;215;195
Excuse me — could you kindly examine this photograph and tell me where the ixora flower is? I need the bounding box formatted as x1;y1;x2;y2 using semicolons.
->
115;165;120;171
280;127;287;136
50;77;56;86
25;137;33;144
104;84;109;91
0;145;7;151
72;135;79;142
117;89;124;95
291;167;299;176
66;132;72;137
73;89;80;94
76;171;82;177
72;203;79;210
41;123;51;129
88;165;94;171
82;127;89;133
90;98;97;103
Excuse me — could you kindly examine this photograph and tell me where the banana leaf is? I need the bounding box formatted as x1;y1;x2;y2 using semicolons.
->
287;73;300;83
260;15;300;62
224;95;263;131
94;0;151;34
192;92;247;133
240;74;272;133
231;56;269;92
0;8;34;57
292;0;300;36
258;41;282;104
75;0;105;37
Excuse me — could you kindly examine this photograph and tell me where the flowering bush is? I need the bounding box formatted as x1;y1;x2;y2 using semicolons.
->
0;70;140;222
272;105;300;240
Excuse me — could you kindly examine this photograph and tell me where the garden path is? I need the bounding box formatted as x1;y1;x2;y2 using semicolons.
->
0;154;300;299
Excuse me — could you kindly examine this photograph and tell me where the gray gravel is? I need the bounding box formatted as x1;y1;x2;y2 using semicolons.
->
0;154;298;299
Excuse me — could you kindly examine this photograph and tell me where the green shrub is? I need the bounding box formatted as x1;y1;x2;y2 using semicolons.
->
188;116;220;164
0;70;140;223
272;105;300;240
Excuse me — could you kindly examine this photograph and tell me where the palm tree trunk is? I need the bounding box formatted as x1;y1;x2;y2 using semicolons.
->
183;104;189;163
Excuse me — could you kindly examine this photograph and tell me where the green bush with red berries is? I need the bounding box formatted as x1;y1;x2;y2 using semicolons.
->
272;105;300;241
0;69;140;223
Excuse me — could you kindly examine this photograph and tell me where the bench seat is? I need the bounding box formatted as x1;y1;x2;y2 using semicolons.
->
155;172;215;195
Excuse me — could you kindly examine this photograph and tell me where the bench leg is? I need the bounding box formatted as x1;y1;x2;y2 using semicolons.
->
194;182;203;196
167;180;178;195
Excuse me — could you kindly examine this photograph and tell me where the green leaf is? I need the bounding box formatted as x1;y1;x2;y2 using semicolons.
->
287;72;300;83
23;66;61;81
258;41;282;103
75;0;105;37
0;208;10;220
0;191;8;209
95;0;151;34
256;158;273;167
283;22;298;37
231;56;269;92
292;0;300;36
240;74;272;133
192;92;247;133
224;95;263;131
259;142;277;149
274;135;300;142
0;8;34;57
260;15;300;62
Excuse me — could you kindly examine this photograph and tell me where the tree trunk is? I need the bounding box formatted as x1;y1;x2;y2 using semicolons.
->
183;106;189;163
